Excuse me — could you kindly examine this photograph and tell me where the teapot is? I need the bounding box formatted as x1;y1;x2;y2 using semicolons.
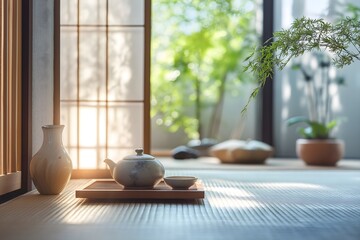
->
104;148;165;189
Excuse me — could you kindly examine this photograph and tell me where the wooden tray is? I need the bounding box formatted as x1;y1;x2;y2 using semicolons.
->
75;179;205;199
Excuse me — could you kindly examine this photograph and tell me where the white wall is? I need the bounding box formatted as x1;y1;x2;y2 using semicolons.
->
274;0;360;158
32;0;54;154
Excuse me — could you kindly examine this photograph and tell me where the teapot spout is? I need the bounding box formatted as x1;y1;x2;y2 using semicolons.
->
104;158;116;178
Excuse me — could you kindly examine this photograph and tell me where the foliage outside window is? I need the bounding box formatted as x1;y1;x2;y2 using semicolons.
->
151;0;261;141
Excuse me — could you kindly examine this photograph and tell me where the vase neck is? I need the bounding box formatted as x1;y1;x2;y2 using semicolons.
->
42;125;64;146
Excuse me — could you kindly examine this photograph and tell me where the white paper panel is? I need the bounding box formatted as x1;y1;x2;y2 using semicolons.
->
107;103;144;148
60;27;78;100
67;149;78;169
106;148;136;163
78;102;107;148
79;0;107;25
60;102;79;168
60;0;78;25
108;27;144;101
108;0;144;25
60;103;78;147
79;27;107;100
79;149;98;169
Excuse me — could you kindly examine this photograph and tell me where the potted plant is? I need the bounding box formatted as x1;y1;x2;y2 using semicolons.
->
285;51;345;166
243;6;360;165
287;116;344;166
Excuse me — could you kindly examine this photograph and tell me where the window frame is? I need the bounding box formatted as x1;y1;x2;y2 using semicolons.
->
260;0;274;146
54;0;274;178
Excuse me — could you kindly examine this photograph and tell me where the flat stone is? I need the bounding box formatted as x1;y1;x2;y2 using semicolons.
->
171;146;200;160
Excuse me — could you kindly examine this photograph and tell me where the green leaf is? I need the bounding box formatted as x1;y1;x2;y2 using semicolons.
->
286;116;310;126
326;120;338;131
286;116;339;139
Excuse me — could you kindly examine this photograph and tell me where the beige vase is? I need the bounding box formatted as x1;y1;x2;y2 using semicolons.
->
30;125;72;194
296;139;344;166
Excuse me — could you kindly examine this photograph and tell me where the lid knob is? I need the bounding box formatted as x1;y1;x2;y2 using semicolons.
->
135;148;144;156
124;148;154;160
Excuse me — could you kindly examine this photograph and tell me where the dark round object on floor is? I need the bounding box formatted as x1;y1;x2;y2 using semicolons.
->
171;146;200;160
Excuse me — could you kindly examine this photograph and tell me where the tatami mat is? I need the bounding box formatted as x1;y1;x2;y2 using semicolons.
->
0;169;359;239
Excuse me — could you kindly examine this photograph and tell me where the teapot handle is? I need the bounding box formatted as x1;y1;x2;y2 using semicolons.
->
104;158;116;178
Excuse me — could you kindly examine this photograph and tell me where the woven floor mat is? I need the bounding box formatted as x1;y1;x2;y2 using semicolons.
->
1;170;359;240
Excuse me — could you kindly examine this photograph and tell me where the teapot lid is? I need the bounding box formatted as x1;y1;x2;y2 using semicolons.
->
123;148;155;160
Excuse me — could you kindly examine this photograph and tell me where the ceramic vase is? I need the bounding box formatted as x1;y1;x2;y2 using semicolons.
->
30;125;72;194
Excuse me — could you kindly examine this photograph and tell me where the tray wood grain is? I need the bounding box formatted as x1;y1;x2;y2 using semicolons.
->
75;179;205;199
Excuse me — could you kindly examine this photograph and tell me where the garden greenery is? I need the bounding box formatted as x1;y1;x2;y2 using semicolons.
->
152;0;260;140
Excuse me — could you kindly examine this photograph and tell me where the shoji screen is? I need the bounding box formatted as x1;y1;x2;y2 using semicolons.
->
60;0;149;175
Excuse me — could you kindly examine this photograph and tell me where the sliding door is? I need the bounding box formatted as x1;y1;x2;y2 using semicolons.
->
60;0;150;177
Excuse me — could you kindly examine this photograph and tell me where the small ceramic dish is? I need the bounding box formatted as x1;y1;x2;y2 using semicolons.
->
163;176;198;189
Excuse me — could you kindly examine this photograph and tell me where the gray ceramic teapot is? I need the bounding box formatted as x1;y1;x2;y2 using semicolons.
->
104;148;165;189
